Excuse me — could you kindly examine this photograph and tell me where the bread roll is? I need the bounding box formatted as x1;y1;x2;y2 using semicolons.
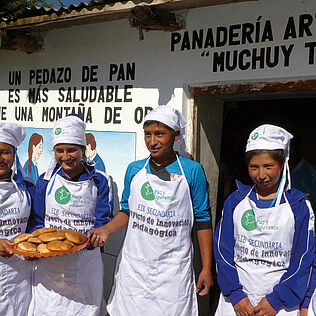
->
37;243;50;253
64;239;75;247
17;241;37;252
31;228;57;237
14;233;31;243
46;240;72;252
28;237;42;244
65;231;88;245
39;231;66;243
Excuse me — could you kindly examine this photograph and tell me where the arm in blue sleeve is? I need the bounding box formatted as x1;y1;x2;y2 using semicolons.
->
213;192;247;306
120;163;136;213
24;180;35;233
266;199;315;311
301;246;316;309
190;163;211;223
93;172;114;228
27;175;47;232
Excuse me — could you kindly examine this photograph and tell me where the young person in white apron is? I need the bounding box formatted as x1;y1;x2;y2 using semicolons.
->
27;115;113;316
0;122;35;316
214;124;314;316
88;105;213;315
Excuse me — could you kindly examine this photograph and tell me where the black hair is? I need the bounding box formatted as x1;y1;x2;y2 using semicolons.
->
245;149;286;166
143;120;175;133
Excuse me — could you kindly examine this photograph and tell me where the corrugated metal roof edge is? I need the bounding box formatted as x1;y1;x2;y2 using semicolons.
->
0;0;157;30
0;0;258;30
0;0;123;23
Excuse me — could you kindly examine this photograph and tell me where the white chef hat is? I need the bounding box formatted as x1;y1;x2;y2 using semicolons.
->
144;105;188;157
0;122;26;147
0;123;30;204
45;115;86;180
246;124;293;205
246;124;293;155
51;114;86;147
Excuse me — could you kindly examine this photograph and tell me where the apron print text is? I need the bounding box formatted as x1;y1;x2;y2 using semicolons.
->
235;233;290;268
130;208;189;238
45;208;94;233
0;215;28;237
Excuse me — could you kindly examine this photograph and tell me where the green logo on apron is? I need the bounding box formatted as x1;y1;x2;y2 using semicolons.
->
55;128;62;135
55;185;71;205
241;209;257;231
141;182;155;201
251;132;259;140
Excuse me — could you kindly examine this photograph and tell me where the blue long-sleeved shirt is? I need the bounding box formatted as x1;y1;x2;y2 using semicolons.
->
214;180;315;311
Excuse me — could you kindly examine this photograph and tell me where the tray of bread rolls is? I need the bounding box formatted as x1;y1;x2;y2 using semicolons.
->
11;228;89;258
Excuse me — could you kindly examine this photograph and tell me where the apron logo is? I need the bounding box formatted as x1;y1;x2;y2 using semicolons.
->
141;182;155;201
55;185;71;205
251;132;259;140
55;128;62;135
241;209;257;231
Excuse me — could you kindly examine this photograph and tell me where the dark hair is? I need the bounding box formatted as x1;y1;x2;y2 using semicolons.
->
143;120;175;133
85;133;96;150
28;133;43;173
245;149;286;166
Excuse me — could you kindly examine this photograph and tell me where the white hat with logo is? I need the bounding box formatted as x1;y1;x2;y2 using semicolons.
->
45;115;86;180
246;124;293;205
51;115;86;147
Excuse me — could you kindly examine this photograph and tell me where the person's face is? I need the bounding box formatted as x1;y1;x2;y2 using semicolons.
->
54;144;83;177
144;123;179;163
248;152;283;195
0;142;14;179
32;140;43;161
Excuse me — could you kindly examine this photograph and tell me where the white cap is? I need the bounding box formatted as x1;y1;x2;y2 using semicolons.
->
246;124;293;205
144;105;188;157
246;124;293;155
51;115;86;147
45;115;86;180
0;122;26;147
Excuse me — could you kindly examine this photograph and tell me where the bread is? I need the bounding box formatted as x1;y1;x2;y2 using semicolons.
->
14;228;87;256
31;228;57;237
14;233;31;243
46;240;72;252
65;231;88;245
39;231;66;243
28;237;42;244
17;241;37;252
37;243;50;253
63;239;75;247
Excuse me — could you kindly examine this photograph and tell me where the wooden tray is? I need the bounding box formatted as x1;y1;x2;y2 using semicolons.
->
11;240;89;258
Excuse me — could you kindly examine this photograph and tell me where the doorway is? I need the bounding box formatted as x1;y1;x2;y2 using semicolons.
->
193;94;316;315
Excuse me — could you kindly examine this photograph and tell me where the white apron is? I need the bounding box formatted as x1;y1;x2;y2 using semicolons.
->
107;157;198;316
215;188;300;316
307;289;316;316
0;179;32;316
28;171;106;316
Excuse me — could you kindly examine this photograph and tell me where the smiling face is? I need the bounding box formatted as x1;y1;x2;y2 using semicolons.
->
54;144;84;178
0;142;14;179
248;152;284;197
144;123;179;165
